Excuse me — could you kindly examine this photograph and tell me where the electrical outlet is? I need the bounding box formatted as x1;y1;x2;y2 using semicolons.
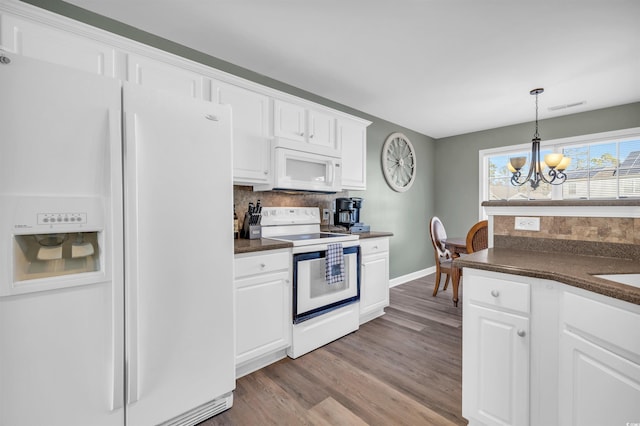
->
514;216;540;231
322;208;331;222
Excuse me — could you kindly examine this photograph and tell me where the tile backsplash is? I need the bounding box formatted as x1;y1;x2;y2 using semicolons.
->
233;186;348;225
494;215;640;245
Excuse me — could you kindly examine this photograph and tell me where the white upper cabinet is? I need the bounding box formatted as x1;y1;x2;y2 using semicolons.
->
0;14;116;77
127;53;206;99
0;4;370;192
339;118;368;190
212;80;271;185
273;99;339;156
273;100;306;143
308;109;337;151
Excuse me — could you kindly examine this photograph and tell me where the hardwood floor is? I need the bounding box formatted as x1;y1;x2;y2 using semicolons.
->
201;274;466;426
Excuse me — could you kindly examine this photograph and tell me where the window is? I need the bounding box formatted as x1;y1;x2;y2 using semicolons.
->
562;139;640;199
480;128;640;206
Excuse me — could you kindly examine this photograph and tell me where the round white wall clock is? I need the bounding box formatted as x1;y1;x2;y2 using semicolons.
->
381;132;417;192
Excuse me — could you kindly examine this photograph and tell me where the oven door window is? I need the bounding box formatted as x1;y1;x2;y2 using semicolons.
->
293;246;360;323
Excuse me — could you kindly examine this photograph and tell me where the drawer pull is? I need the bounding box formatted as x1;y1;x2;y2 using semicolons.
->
260;263;266;268
490;290;500;298
517;329;526;337
373;245;378;249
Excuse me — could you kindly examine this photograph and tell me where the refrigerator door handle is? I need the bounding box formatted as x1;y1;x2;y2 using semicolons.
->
124;111;140;405
110;107;125;411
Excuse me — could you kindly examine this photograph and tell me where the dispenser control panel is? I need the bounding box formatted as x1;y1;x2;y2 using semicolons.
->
37;212;87;225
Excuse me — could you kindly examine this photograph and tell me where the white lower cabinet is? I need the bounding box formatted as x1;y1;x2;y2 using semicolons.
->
559;290;640;426
359;238;390;324
234;250;291;377
463;268;640;426
463;270;530;426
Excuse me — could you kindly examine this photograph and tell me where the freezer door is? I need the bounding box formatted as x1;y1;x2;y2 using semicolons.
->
123;83;235;425
0;55;124;425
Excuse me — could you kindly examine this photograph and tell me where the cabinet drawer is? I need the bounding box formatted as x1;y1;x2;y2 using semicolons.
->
234;251;289;279
360;238;389;255
562;291;640;356
467;275;530;314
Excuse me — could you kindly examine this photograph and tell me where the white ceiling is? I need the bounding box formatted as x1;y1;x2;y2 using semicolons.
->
63;0;640;139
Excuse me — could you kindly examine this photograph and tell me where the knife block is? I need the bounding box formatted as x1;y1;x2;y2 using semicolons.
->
240;213;262;239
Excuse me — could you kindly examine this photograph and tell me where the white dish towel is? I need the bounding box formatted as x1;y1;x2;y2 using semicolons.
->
325;243;345;284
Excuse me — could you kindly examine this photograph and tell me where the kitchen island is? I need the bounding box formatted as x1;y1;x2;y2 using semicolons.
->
456;248;640;426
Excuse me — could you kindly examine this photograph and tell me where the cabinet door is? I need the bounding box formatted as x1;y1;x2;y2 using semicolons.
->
235;271;290;365
213;81;271;184
127;53;205;99
308;109;337;151
559;330;640;426
360;253;389;322
463;304;530;426
0;14;117;77
339;119;367;190
559;290;640;425
273;100;305;142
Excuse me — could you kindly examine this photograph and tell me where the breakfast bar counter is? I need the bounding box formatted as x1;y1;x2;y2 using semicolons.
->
454;248;640;305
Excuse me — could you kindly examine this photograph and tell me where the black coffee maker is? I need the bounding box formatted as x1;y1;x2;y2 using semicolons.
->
334;197;370;232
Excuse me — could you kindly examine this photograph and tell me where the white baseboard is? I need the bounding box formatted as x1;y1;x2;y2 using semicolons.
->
389;266;436;288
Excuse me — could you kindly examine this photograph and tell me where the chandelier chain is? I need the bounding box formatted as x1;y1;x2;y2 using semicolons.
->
533;91;539;140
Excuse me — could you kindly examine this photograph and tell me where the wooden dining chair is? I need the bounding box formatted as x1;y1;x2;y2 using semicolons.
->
466;220;489;253
451;220;489;307
429;216;453;296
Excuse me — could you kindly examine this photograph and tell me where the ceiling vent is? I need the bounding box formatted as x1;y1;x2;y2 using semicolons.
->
548;101;586;111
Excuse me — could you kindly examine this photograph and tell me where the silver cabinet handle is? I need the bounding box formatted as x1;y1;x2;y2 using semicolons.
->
260;263;266;268
491;290;500;297
517;329;526;337
205;114;219;121
373;245;378;249
299;132;305;137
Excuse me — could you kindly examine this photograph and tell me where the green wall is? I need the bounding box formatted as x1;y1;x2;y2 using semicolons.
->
21;0;436;280
434;102;640;238
351;125;435;280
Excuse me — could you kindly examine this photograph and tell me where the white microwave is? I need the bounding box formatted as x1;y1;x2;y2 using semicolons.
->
256;147;342;192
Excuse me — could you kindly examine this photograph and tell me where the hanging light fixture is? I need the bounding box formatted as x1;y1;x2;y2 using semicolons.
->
509;88;571;189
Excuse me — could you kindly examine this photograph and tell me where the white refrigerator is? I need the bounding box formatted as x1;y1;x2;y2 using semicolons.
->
0;53;235;426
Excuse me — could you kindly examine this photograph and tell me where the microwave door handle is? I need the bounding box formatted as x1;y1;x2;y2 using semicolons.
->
329;161;335;184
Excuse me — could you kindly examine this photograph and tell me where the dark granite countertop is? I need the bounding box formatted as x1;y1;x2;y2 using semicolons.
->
454;248;640;305
234;230;393;254
234;238;293;254
352;231;394;239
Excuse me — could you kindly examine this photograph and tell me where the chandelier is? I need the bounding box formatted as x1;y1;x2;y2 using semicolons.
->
509;88;571;189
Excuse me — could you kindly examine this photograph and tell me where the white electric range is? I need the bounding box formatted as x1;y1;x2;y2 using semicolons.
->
261;207;361;358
